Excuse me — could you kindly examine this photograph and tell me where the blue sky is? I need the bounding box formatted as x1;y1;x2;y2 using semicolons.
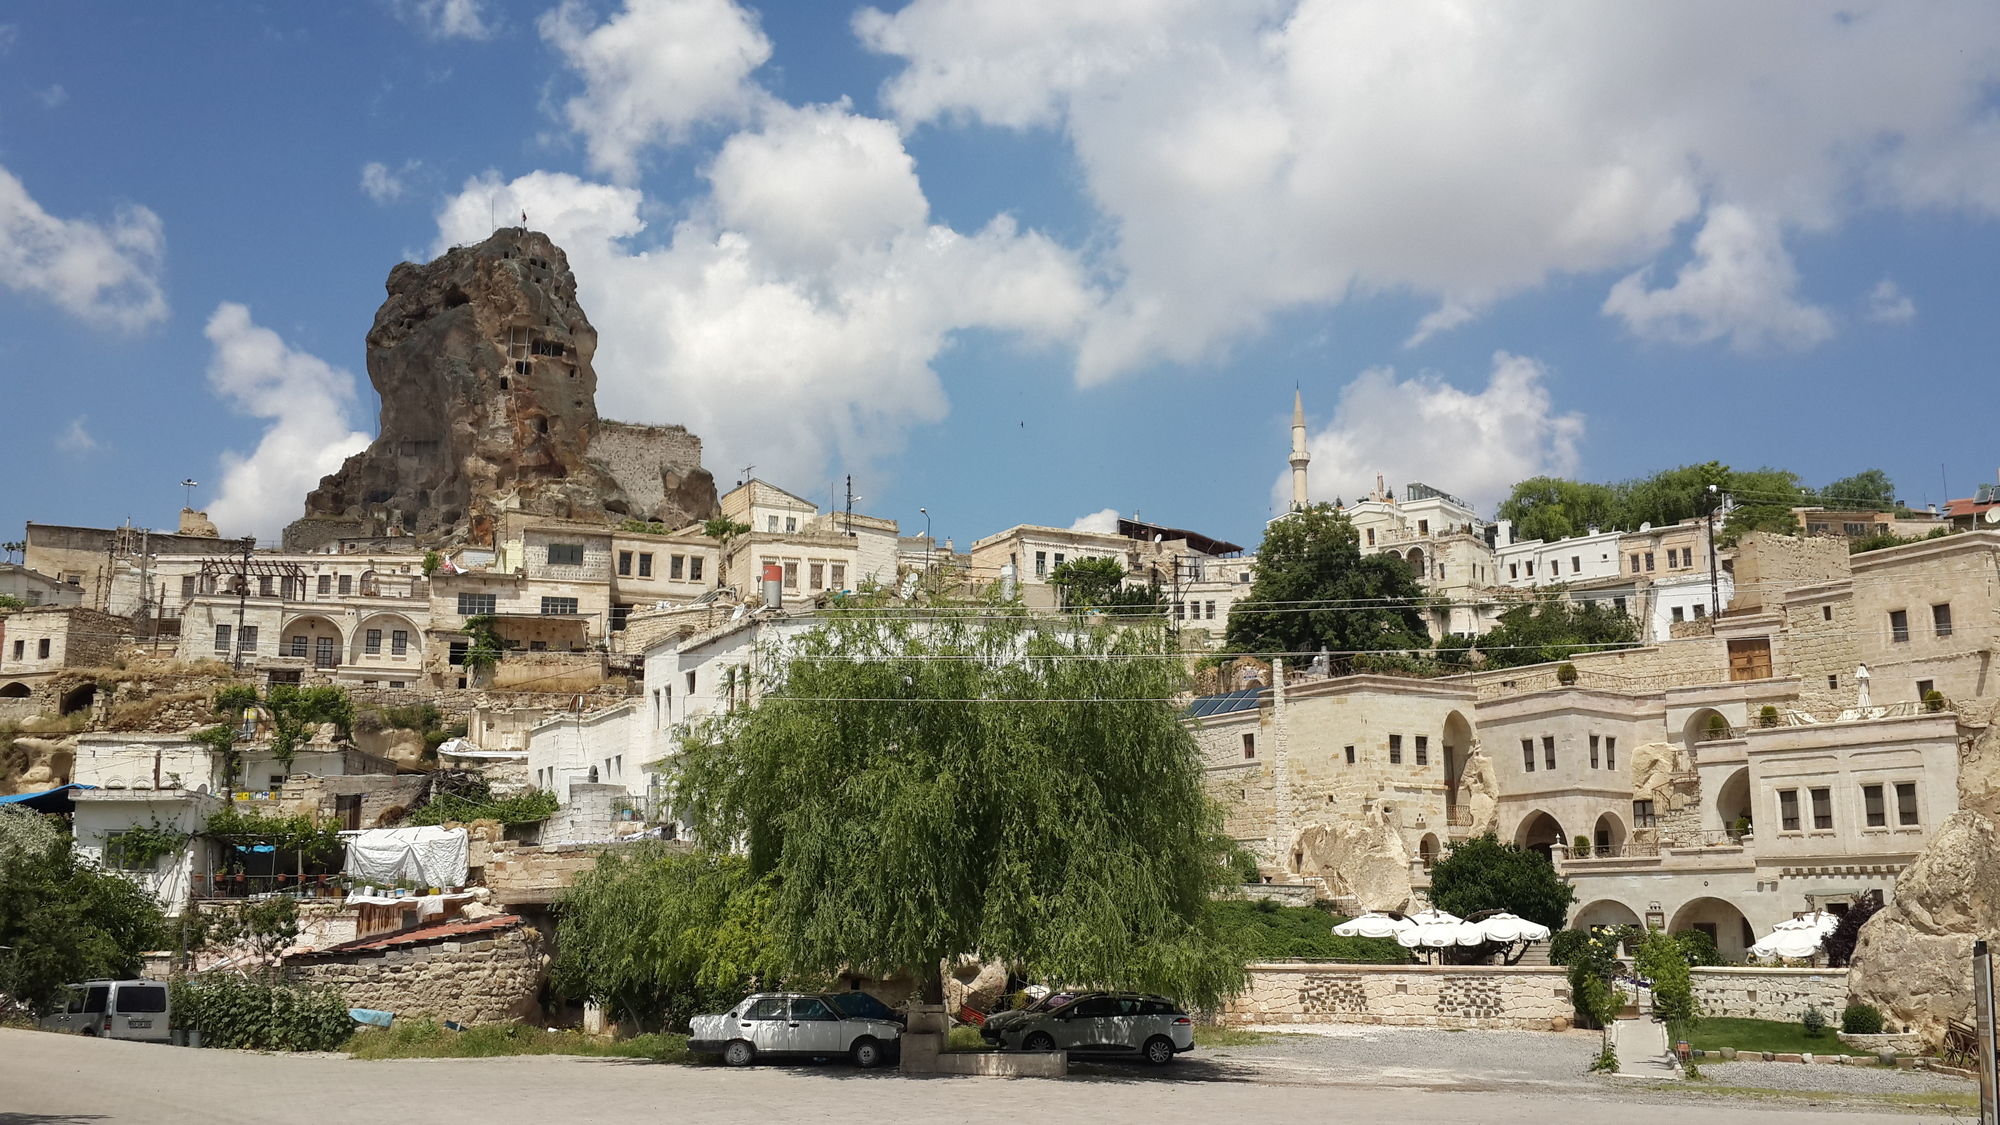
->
3;1;1998;555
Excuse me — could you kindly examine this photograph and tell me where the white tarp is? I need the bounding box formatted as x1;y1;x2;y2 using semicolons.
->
343;891;477;920
342;826;469;890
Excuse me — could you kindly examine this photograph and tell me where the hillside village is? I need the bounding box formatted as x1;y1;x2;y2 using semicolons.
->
4;227;1999;1077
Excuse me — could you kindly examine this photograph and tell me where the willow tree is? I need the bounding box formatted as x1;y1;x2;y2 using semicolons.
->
671;603;1243;1007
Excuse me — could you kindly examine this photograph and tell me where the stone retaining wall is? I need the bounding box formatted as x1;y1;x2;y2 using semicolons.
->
1690;966;1848;1022
1223;962;1573;1030
285;920;547;1024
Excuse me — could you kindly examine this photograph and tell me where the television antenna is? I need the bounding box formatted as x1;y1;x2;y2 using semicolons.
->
180;479;199;508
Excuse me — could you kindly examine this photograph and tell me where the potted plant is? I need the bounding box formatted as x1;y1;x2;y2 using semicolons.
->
1704;713;1731;741
1556;662;1579;686
1732;815;1752;841
1572;834;1592;858
1757;705;1779;728
1923;689;1946;714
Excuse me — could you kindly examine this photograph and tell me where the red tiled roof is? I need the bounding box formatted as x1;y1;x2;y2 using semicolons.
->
1944;498;1998;518
293;913;523;959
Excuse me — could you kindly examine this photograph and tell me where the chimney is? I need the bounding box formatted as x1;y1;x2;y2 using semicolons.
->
761;563;783;610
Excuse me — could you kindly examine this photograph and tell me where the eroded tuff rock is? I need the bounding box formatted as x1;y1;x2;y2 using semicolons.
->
288;228;716;548
1291;811;1414;912
1454;741;1500;837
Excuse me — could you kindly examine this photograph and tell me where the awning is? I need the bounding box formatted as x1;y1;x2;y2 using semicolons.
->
0;783;97;814
342;826;470;889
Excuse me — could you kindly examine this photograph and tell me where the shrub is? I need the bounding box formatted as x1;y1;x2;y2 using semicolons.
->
1841;1002;1884;1035
1556;662;1579;685
1923;690;1946;714
1571;835;1591;857
1757;704;1780;728
1801;1003;1828;1038
1637;929;1699;1031
1705;713;1730;738
1823;897;1883;968
1671;928;1723;967
1547;928;1592;967
1731;816;1752;839
171;975;352;1051
1590;1043;1619;1072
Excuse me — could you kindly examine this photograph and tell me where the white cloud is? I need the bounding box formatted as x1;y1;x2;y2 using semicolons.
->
56;416;96;454
392;0;494;41
360;160;420;204
1278;352;1582;516
540;0;773;183
35;84;66;109
1069;508;1121;534
1404;299;1480;349
0;164;165;330
203;303;371;541
0;25;16;53
860;1;2000;378
1865;278;1916;325
1602;205;1834;351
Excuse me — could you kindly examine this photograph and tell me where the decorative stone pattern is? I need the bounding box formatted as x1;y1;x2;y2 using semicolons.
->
1223;963;1572;1030
1689;966;1849;1023
285;919;548;1025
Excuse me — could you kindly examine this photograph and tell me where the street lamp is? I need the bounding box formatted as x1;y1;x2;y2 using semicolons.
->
1705;484;1721;622
918;508;932;581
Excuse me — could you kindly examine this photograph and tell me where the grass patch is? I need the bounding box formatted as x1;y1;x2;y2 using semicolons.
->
1194;1026;1274;1048
947;1026;988;1051
1686;1017;1870;1057
344;1020;691;1062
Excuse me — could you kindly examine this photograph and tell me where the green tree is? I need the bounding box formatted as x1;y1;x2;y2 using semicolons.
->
1225;504;1430;664
0;808;165;1012
1636;928;1699;1030
1720;466;1807;542
1456;593;1638;669
553;846;782;1031
1819;469;1895;510
702;517;752;545
1497;477;1624;542
1424;833;1577;932
1048;556;1161;613
672;608;1244;1008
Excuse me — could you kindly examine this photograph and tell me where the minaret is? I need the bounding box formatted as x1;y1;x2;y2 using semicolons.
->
1289;389;1311;511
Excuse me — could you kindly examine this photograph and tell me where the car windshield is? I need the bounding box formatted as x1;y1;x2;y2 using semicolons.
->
1032;991;1080;1013
825;992;894;1021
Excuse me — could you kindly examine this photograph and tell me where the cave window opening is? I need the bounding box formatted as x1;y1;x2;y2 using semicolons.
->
499;376;509;390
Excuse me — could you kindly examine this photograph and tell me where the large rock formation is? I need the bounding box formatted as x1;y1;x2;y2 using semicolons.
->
1290;811;1414;912
1847;715;2000;1046
1454;740;1500;836
287;228;716;549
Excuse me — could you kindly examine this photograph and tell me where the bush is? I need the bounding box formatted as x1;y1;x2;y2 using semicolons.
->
1923;689;1946;714
1800;1003;1828;1038
1637;929;1699;1031
171;975;352;1051
1672;928;1724;967
1731;816;1752;839
1556;662;1579;685
1823;897;1883;968
1841;1002;1884;1035
1571;835;1591;857
1705;713;1731;738
1211;899;1407;964
1547;929;1592;968
1757;705;1780;728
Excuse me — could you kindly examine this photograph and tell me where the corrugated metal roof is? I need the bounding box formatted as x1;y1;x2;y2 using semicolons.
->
1184;689;1262;719
291;913;522;959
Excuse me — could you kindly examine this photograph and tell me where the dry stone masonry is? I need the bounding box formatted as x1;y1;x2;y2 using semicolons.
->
1224;963;1573;1031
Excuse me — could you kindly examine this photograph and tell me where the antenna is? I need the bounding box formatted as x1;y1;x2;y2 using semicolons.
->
180;479;199;509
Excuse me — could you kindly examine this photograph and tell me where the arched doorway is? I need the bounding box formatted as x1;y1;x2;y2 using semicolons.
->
0;681;30;698
1714;767;1752;836
282;615;345;669
1572;899;1643;930
1683;707;1733;749
1405;548;1425;575
1442;711;1473;822
1592;812;1627;854
1516;811;1565;859
1418;833;1441;869
59;683;97;716
1669;897;1757;962
351;612;421;666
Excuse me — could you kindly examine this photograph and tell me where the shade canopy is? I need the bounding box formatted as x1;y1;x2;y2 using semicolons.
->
1473;912;1553;944
1750;912;1841;961
1333;912;1415;939
1397;910;1487;949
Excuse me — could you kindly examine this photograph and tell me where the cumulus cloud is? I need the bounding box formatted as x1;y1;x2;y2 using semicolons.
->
56;417;96;454
1069;508;1121;534
0;164;166;330
360;160;420;204
432;127;1093;489
1865;278;1916;325
860;1;2000;377
1278;353;1582;516
392;0;493;40
540;0;773;183
203;303;371;540
1602;205;1834;351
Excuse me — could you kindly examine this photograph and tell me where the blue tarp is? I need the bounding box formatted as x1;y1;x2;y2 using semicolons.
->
0;783;96;813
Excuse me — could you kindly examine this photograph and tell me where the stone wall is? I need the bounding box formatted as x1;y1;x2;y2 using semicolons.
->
286;918;547;1024
1690;966;1849;1023
1221;963;1573;1030
592;420;717;526
1730;533;1849;614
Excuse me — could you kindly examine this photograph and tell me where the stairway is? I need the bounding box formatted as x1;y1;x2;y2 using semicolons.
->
1514;941;1553;967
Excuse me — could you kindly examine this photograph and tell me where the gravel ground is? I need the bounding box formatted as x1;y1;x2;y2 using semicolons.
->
1691;1060;1973;1095
1205;1025;1604;1088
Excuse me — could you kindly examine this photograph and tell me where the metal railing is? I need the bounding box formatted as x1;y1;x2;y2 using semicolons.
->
194;873;346;899
1565;842;1661;860
1445;807;1473;827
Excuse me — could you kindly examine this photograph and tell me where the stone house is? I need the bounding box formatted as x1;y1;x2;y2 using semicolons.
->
713;480;901;600
0;563;83;609
0;606;132;717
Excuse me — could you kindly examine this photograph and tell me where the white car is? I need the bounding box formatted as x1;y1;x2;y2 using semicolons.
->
989;992;1195;1064
688;992;902;1068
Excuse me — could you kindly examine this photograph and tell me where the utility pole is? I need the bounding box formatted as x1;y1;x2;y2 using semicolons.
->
231;535;253;673
1976;939;1997;1125
1705;484;1721;624
844;474;855;538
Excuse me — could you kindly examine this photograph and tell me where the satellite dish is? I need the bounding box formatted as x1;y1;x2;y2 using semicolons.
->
1985;508;2000;525
730;604;748;621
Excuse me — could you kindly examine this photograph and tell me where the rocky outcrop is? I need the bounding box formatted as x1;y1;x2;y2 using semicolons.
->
1290;811;1413;912
288;228;716;549
1847;716;2000;1046
1;735;75;795
1454;741;1499;836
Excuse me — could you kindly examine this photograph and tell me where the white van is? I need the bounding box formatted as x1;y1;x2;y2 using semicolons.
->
38;979;172;1042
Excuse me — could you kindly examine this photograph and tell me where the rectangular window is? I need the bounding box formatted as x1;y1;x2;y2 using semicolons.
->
1414;735;1428;766
1572;555;1582;572
690;557;704;582
1828;674;1839;690
828;563;842;588
767;515;780;532
1522;739;1536;772
258;576;273;597
785;517;797;532
1417;519;1429;536
1543;735;1555;770
289;635;308;658
1644;552;1655;572
214;624;231;654
315;636;336;668
1241;733;1256;760
1632;799;1657;828
37;638;51;660
9;640;20;660
1630;553;1641;574
448;640;468;666
783;561;799;590
685;670;696;695
1916;678;1934;701
1863;784;1886;827
1366;528;1375;546
1932;603;1953;638
1692;604;1706;619
1613;597;1627;616
1388;734;1403;765
181;575;197;599
337;574;353;595
1779;789;1800;831
1671;606;1685;622
1174;602;1185;620
316;574;331;595
806;563;821;590
391;630;408;655
1810;787;1833;830
1822;605;1832;621
1889;609;1910;643
546;543;585;566
638;553;653;578
1896;782;1919;825
457;592;496;616
1526;561;1535;576
1605;737;1616;770
365;629;382;655
1590;734;1600;768
1205;600;1216;620
1509;563;1519;579
669;555;683;580
1034;551;1047;577
236;625;256;654
541;597;579;615
1344;744;1356;765
1054;552;1066;567
617;550;633;576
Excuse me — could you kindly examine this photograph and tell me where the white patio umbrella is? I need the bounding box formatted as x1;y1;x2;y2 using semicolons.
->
1333;912;1415;939
1397;910;1486;949
1472;912;1553;944
1749;912;1840;962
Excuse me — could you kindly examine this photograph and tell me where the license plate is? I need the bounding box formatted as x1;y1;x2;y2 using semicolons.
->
127;1019;152;1029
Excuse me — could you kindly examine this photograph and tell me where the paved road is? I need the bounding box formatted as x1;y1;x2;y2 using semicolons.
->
0;1029;1963;1125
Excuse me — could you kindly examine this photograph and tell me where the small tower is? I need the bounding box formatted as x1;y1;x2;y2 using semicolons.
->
1289;389;1311;511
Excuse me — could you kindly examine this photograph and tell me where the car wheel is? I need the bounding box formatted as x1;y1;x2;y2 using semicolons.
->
851;1036;885;1069
80;1028;98;1038
1143;1036;1175;1065
1023;1032;1056;1052
723;1040;755;1068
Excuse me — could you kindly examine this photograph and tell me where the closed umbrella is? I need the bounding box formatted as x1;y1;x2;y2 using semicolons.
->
1750;912;1840;962
1333;912;1414;939
1473;912;1552;944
